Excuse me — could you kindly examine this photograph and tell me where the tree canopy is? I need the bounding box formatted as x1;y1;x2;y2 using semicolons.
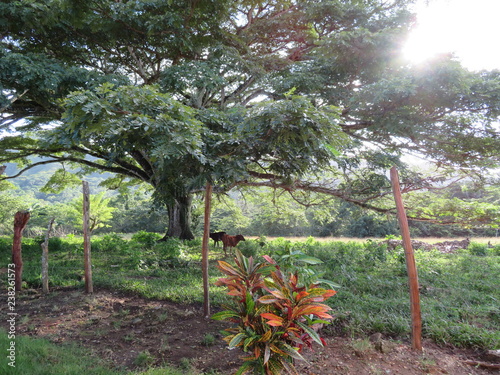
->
1;0;500;238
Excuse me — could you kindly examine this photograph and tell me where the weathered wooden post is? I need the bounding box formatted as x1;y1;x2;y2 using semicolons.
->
202;182;213;318
41;217;55;294
390;166;422;351
12;211;30;292
82;181;93;294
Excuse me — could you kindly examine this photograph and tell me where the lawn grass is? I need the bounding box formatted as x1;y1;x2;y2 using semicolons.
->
0;328;116;375
0;328;210;375
1;234;499;351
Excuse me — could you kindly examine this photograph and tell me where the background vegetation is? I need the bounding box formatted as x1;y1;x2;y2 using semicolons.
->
2;163;499;239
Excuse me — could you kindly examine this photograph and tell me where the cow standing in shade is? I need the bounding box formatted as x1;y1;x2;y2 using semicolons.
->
221;234;245;256
210;231;226;247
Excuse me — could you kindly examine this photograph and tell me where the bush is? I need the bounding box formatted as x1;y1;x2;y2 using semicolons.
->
491;244;500;256
153;239;182;259
467;242;488;256
212;251;336;374
236;239;261;258
93;233;129;253
0;237;11;254
131;230;162;249
48;236;64;252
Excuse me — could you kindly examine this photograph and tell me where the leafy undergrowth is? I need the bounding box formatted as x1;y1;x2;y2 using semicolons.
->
0;286;498;375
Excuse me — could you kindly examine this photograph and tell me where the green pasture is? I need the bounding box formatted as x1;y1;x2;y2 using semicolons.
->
0;328;206;375
1;234;499;374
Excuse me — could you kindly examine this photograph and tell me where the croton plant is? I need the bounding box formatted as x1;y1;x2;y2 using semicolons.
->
212;251;336;375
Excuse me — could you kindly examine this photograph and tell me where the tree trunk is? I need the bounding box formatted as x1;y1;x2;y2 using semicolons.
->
12;211;30;292
163;195;195;240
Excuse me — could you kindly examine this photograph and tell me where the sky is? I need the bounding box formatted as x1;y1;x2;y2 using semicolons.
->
403;0;500;71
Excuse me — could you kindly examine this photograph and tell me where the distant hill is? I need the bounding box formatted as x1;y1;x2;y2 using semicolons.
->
3;160;113;203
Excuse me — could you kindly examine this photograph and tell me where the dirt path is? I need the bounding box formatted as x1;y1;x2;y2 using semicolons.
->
1;287;497;374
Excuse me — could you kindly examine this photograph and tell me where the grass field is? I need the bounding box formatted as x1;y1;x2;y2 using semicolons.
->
1;234;499;374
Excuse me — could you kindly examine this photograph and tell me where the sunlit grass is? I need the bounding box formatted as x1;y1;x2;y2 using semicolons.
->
1;234;499;350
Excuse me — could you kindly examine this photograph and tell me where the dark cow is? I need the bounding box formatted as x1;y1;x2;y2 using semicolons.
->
209;231;226;247
221;234;245;256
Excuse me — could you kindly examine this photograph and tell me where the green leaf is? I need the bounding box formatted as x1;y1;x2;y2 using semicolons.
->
296;321;324;347
280;343;307;362
229;332;247;349
314;278;342;289
294;255;323;265
245;292;255;315
235;361;253;375
211;310;239;321
243;336;258;352
325;143;341;156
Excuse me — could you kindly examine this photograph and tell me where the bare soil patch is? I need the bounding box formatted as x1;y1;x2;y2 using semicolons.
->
1;287;498;374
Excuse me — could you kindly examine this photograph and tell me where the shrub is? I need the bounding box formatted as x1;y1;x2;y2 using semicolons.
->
491;244;500;256
212;251;336;375
467;242;488;256
93;233;129;253
153;239;182;259
363;240;387;265
0;237;11;254
237;239;261;258
48;236;64;252
131;230;162;249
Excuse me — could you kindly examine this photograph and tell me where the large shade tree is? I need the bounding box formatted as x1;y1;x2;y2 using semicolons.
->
1;0;500;239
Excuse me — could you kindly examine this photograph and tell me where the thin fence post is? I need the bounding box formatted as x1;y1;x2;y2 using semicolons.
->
390;166;422;351
41;217;55;294
82;181;93;294
202;182;213;318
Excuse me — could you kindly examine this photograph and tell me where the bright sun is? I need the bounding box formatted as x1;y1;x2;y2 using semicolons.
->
403;0;500;71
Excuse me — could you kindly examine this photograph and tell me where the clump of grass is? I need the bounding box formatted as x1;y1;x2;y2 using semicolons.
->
157;312;168;323
179;357;194;371
201;333;216;347
350;338;373;356
134;351;155;368
124;333;135;342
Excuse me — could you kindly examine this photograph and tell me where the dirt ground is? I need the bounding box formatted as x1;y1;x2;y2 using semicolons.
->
1;287;498;375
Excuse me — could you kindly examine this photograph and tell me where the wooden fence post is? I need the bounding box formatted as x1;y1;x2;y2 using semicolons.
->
82;181;93;294
390;166;422;351
12;211;30;292
202;182;213;318
41;217;55;294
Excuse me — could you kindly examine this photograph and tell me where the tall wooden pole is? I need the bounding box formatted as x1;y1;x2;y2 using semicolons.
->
82;181;93;294
12;211;30;292
390;166;422;351
41;217;55;294
202;182;213;318
5;167;29;292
